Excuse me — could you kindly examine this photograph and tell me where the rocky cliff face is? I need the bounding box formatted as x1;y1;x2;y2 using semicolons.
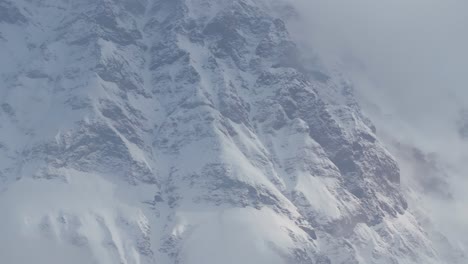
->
0;0;455;263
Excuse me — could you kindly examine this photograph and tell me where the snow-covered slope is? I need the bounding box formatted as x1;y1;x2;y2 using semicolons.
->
0;0;461;263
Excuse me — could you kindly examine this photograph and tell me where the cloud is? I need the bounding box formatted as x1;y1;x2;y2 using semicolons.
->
285;0;468;173
288;0;468;111
285;0;468;254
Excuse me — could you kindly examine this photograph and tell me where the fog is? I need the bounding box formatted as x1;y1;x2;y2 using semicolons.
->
289;0;468;123
287;0;468;253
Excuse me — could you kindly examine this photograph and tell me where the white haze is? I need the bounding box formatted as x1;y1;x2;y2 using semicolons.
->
287;0;468;253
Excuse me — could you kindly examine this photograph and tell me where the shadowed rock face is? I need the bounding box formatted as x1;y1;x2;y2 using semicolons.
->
0;0;449;264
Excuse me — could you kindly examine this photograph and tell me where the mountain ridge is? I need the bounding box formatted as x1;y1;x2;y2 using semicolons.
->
0;0;460;263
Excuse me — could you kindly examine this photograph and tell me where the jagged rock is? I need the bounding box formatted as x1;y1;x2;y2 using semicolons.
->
0;0;457;264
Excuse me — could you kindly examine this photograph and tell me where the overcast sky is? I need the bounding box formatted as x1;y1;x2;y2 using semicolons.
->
287;0;468;252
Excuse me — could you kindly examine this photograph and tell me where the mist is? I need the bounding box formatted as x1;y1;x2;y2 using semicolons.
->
286;0;468;254
289;0;468;149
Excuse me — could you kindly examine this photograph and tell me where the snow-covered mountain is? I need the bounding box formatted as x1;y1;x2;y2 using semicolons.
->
0;0;464;263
